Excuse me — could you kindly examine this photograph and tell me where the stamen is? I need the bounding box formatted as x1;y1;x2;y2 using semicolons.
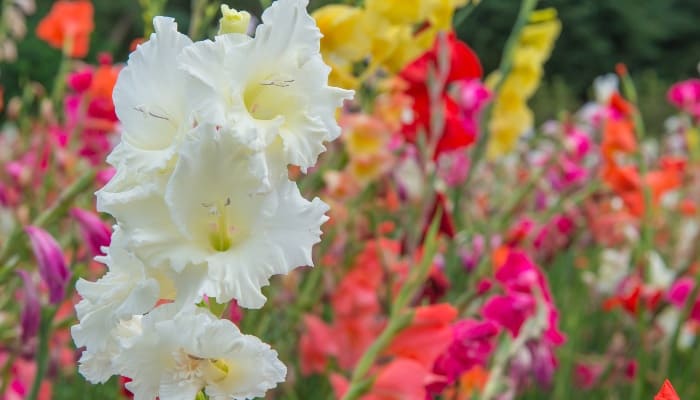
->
204;198;234;252
259;79;294;88
133;105;173;122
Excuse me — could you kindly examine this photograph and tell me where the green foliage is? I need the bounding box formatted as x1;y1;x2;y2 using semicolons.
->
458;0;700;97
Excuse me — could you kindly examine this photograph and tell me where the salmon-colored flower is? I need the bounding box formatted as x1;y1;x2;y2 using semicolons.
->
387;304;457;368
36;0;94;57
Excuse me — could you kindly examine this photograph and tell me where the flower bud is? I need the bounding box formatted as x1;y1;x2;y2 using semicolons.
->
218;5;251;35
25;226;69;304
70;208;111;256
17;269;40;344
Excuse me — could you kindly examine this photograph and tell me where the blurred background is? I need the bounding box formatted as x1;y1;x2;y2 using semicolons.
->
3;0;700;133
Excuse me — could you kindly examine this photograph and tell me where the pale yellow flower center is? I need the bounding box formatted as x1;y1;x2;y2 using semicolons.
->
243;74;297;120
203;198;248;252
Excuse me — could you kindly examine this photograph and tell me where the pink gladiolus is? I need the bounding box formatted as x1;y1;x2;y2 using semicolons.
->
96;167;116;186
70;208;111;256
25;226;69;304
67;69;93;93
17;270;40;345
482;292;534;337
574;362;604;389
428;319;500;394
667;277;700;321
668;79;700;112
437;150;470;188
457;79;492;140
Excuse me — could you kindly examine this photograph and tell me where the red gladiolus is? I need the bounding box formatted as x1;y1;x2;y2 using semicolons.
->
399;32;483;158
36;0;94;58
655;379;680;400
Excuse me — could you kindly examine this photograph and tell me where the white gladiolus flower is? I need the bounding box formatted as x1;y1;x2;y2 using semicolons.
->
72;234;160;354
180;0;353;172
110;16;194;174
77;315;143;384
116;304;286;400
73;1;350;394
103;125;329;308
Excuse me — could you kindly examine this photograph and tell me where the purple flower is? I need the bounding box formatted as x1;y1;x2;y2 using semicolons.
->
25;226;69;304
17;270;40;345
70;208;111;256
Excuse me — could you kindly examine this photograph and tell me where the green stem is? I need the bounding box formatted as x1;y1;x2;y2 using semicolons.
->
464;0;539;187
340;214;442;400
0;170;95;279
453;1;480;28
619;70;655;400
50;34;78;116
28;307;57;400
664;266;700;379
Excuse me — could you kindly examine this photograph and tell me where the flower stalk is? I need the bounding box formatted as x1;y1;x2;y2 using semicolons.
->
341;211;442;400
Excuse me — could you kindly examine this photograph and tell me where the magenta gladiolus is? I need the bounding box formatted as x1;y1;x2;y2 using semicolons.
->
70;208;111;256
25;226;69;304
17;270;40;345
668;79;700;114
428;319;500;394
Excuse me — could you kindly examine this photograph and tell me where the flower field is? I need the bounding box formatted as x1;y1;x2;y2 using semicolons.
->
1;0;699;399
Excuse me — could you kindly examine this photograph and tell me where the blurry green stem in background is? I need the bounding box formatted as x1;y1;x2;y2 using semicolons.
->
452;1;480;29
663;263;700;381
50;36;74;113
0;170;96;281
28;307;58;400
463;0;539;188
189;0;220;40
618;65;656;400
340;212;442;400
139;0;169;37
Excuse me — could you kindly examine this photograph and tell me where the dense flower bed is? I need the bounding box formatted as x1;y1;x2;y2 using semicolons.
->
0;1;698;399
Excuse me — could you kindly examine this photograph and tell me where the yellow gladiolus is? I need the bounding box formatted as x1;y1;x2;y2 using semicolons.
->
487;7;560;158
365;0;428;25
313;5;371;63
314;0;470;85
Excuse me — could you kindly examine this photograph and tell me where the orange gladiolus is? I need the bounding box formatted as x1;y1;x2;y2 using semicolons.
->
36;0;94;58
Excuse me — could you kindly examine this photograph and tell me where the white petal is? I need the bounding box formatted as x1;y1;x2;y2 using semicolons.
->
113;17;192;152
72;242;159;352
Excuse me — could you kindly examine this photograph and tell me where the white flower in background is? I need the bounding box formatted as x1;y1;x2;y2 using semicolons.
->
110;16;194;174
180;0;353;173
593;73;619;104
647;251;674;290
103;124;329;308
116;303;286;400
582;248;630;295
